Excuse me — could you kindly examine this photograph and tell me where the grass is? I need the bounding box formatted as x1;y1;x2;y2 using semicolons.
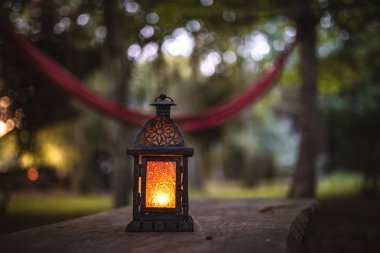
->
317;171;363;197
191;170;364;199
7;192;113;216
6;171;364;217
190;180;290;199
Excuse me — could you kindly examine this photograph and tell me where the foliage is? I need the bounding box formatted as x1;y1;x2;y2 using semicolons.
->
0;0;379;193
0;0;299;182
317;0;380;194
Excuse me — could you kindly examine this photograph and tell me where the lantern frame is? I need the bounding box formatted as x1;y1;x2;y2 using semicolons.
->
126;93;194;232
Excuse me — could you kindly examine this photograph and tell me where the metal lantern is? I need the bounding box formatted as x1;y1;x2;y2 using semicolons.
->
126;93;194;232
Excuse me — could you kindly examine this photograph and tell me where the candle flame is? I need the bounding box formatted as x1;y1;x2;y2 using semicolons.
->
155;192;170;206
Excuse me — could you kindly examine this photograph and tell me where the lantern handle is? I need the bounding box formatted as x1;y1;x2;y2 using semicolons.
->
154;92;174;103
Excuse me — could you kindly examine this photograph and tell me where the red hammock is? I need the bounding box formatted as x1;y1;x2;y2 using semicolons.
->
0;19;295;132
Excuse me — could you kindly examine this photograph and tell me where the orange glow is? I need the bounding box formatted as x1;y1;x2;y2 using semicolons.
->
27;168;39;181
0;119;15;138
6;119;15;131
146;161;176;208
0;121;7;137
0;96;10;108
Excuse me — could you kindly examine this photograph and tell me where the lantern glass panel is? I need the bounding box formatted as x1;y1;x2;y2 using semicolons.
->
145;161;176;208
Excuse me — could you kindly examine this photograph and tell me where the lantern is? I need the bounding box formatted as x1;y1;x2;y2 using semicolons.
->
126;93;194;232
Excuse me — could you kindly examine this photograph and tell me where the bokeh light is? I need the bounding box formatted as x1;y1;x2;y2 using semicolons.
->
76;13;91;26
21;153;34;168
6;119;15;131
0;96;10;108
223;50;237;64
186;20;201;32
27;167;39;181
250;33;271;61
0;120;7;137
140;25;155;39
200;51;222;76
146;12;159;24
162;28;195;57
124;0;140;14
95;26;107;40
200;0;213;7
223;10;236;22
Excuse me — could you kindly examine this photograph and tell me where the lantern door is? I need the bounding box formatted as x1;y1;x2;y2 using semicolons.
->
141;156;182;214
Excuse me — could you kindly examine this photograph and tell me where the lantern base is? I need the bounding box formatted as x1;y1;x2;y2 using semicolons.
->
126;216;194;232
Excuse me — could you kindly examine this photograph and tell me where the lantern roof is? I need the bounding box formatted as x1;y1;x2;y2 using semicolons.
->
127;93;193;155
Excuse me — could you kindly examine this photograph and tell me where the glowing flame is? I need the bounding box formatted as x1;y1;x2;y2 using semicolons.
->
146;161;176;208
27;168;39;181
155;192;171;206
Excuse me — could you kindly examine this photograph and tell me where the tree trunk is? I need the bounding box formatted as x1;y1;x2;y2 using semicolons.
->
71;116;93;193
289;0;319;197
103;0;133;207
0;185;11;216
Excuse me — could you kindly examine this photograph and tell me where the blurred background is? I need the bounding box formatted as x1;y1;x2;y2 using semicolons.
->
0;0;379;252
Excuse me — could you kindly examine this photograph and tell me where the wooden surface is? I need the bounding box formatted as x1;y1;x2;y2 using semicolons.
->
0;199;317;253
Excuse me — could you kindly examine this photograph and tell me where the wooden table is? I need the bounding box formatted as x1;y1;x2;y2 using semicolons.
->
0;199;317;253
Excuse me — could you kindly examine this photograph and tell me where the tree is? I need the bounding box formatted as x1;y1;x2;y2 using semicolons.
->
2;0;344;201
102;0;134;207
320;0;380;196
289;0;319;197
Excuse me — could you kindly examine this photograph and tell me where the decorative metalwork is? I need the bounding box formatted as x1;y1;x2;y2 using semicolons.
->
133;93;185;147
126;93;194;232
144;118;180;145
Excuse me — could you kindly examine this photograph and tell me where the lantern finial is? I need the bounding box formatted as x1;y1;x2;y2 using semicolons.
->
150;92;176;118
159;92;167;100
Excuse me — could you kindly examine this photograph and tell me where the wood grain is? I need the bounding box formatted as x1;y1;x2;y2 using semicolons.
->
0;199;317;253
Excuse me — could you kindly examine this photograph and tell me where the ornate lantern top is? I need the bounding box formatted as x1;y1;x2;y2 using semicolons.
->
129;93;191;153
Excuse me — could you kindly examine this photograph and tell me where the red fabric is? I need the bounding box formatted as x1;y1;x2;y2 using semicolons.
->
0;19;295;132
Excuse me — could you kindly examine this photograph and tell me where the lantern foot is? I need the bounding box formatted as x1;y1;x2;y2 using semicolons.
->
126;216;194;232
